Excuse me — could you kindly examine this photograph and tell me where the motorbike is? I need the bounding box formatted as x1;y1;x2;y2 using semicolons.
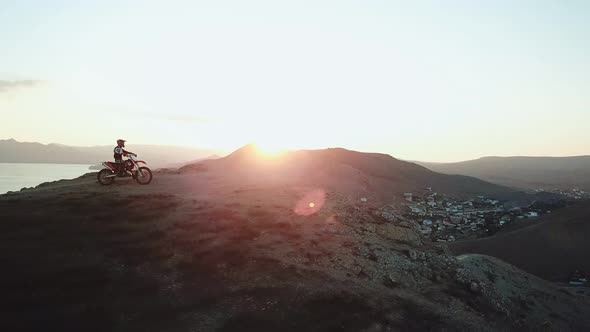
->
97;154;153;185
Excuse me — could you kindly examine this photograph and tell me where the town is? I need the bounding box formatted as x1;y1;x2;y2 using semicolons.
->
398;188;575;242
535;187;590;200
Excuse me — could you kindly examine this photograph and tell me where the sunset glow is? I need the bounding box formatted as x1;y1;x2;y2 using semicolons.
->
252;142;288;156
1;1;589;161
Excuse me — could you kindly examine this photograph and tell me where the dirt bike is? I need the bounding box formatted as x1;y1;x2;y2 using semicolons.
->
97;154;153;185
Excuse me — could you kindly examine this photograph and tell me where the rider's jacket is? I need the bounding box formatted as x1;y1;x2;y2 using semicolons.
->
114;146;125;161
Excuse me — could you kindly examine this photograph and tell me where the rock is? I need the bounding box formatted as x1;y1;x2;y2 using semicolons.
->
383;275;399;288
378;210;397;222
366;251;378;262
431;272;444;283
398;221;411;228
406;249;425;261
470;281;481;293
361;223;377;233
357;268;369;279
378;224;423;246
455;268;469;284
353;265;363;275
540;321;553;330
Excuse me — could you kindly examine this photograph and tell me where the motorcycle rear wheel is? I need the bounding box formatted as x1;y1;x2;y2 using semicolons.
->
97;169;115;185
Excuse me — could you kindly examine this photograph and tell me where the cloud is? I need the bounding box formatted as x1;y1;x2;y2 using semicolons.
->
0;80;42;93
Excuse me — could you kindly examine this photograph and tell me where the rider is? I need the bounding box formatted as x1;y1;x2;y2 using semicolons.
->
114;139;136;176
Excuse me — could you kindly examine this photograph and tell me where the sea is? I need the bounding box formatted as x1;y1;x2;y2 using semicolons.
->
0;163;92;194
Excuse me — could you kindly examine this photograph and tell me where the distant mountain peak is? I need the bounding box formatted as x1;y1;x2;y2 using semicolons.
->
226;143;260;158
236;143;259;152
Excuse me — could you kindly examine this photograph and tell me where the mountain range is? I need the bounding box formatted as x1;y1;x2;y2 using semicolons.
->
415;156;590;191
180;144;544;204
0;138;221;168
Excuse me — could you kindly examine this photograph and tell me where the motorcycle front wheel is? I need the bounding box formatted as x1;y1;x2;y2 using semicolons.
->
97;169;115;185
135;167;153;185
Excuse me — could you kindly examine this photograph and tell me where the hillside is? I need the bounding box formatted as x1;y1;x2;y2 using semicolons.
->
2;166;589;330
450;201;590;281
0;138;221;168
164;155;222;169
183;145;538;204
416;156;590;190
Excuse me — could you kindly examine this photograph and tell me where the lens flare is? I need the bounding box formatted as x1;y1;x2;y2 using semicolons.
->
294;189;326;216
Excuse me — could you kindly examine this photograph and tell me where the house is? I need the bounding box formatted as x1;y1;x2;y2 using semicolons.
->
450;215;463;224
420;228;432;235
499;215;511;226
403;193;413;202
569;270;589;286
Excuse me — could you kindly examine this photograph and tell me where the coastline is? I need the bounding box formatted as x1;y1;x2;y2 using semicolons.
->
0;163;93;194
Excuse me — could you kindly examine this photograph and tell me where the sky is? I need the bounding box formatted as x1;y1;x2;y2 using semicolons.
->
0;0;588;162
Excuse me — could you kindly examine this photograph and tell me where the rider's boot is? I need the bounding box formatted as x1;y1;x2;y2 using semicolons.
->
117;164;125;177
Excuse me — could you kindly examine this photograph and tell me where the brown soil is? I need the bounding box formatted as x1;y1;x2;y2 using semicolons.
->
1;168;588;331
450;201;590;281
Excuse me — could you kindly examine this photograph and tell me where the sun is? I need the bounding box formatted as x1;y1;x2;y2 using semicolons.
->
253;142;288;156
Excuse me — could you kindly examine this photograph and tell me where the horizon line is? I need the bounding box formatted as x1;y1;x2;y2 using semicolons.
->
2;138;589;164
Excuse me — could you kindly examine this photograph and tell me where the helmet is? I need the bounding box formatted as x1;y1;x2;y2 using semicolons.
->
117;139;126;146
